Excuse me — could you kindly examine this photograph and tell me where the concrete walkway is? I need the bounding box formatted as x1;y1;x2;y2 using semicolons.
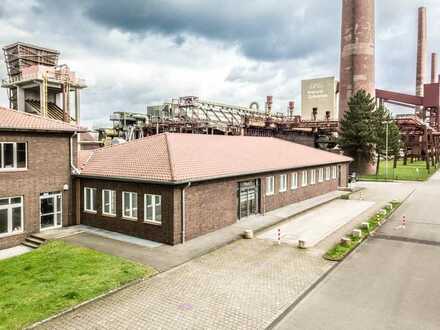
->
258;199;374;247
0;245;32;261
61;190;347;271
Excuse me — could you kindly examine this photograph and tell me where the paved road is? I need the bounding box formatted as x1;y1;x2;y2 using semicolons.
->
274;172;440;330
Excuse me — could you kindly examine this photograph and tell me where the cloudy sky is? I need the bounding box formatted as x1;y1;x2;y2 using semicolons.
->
1;0;439;128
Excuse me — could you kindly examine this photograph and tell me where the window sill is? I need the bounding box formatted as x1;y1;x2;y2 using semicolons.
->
0;230;24;239
266;193;275;197
84;210;97;214
279;190;287;193
0;168;27;173
144;220;162;226
122;217;138;222
102;213;117;218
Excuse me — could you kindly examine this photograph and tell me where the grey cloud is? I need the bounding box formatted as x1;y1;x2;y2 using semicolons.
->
83;0;340;62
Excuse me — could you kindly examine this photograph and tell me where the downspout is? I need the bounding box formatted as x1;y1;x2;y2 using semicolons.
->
70;132;80;175
181;182;191;244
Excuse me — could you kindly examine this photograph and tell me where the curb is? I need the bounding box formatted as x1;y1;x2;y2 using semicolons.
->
26;277;147;329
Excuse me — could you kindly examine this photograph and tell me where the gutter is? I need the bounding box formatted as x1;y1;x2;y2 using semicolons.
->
181;182;191;244
70;132;80;175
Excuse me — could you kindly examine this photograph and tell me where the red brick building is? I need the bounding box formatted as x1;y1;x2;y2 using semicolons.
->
0;107;84;249
76;133;351;245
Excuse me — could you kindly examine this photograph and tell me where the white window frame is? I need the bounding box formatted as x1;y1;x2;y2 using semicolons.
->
266;176;275;196
310;169;316;185
0;142;27;171
301;170;308;187
0;196;23;237
84;187;97;213
325;167;331;181
291;172;298;190
144;194;162;224
279;174;287;192
332;166;337;179
102;189;116;216
318;168;324;182
122;192;138;220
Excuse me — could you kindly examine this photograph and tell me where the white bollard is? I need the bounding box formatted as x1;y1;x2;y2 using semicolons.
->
298;240;306;249
352;229;362;239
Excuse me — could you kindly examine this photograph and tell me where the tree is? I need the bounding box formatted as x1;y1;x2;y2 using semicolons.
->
338;90;377;175
372;105;401;175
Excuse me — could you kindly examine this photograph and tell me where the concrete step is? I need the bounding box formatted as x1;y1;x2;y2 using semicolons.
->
22;241;40;249
25;236;45;246
28;235;47;244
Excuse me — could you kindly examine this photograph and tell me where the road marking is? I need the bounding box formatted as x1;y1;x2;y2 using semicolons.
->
373;235;440;247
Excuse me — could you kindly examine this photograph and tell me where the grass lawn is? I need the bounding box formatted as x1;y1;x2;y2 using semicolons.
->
0;241;156;330
360;160;437;181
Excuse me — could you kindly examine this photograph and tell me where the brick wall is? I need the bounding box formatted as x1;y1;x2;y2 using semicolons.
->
184;180;237;241
0;132;73;249
261;163;348;213
77;178;178;245
76;162;350;245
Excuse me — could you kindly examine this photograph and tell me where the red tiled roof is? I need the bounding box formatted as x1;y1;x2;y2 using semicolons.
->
0;107;86;133
79;133;352;184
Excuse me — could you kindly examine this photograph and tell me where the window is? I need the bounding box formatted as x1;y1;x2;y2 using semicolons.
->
325;167;331;181
318;168;324;182
291;173;298;190
122;192;138;220
310;169;316;185
332;166;337;179
0;196;23;236
84;187;97;212
301;170;308;187
144;194;162;224
0;142;27;170
102;189;116;216
279;174;287;192
266;176;275;196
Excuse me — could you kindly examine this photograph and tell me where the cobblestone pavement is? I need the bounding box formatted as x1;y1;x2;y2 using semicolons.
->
37;239;332;330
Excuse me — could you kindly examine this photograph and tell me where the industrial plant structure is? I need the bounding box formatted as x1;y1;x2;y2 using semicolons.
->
2;42;86;123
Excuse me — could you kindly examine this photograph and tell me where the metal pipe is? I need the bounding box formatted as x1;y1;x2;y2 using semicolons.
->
181;182;191;244
70;132;80;175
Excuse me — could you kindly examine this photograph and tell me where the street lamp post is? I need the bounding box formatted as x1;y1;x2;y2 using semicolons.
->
385;121;389;180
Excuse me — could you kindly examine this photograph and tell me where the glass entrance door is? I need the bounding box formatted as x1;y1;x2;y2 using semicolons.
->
238;180;259;220
40;192;62;230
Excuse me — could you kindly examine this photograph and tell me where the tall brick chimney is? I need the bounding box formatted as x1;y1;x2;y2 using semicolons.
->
431;53;438;83
416;7;427;96
339;0;375;120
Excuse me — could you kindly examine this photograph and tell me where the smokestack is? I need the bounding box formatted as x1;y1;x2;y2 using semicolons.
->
266;96;273;115
339;0;376;120
431;53;438;83
416;7;427;96
288;101;295;117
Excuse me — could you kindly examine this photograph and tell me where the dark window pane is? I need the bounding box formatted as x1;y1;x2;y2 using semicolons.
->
41;214;54;229
3;143;14;168
41;198;54;214
11;197;21;204
0;198;8;206
12;207;22;231
91;189;96;211
17;143;26;168
155;196;162;222
0;209;7;233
